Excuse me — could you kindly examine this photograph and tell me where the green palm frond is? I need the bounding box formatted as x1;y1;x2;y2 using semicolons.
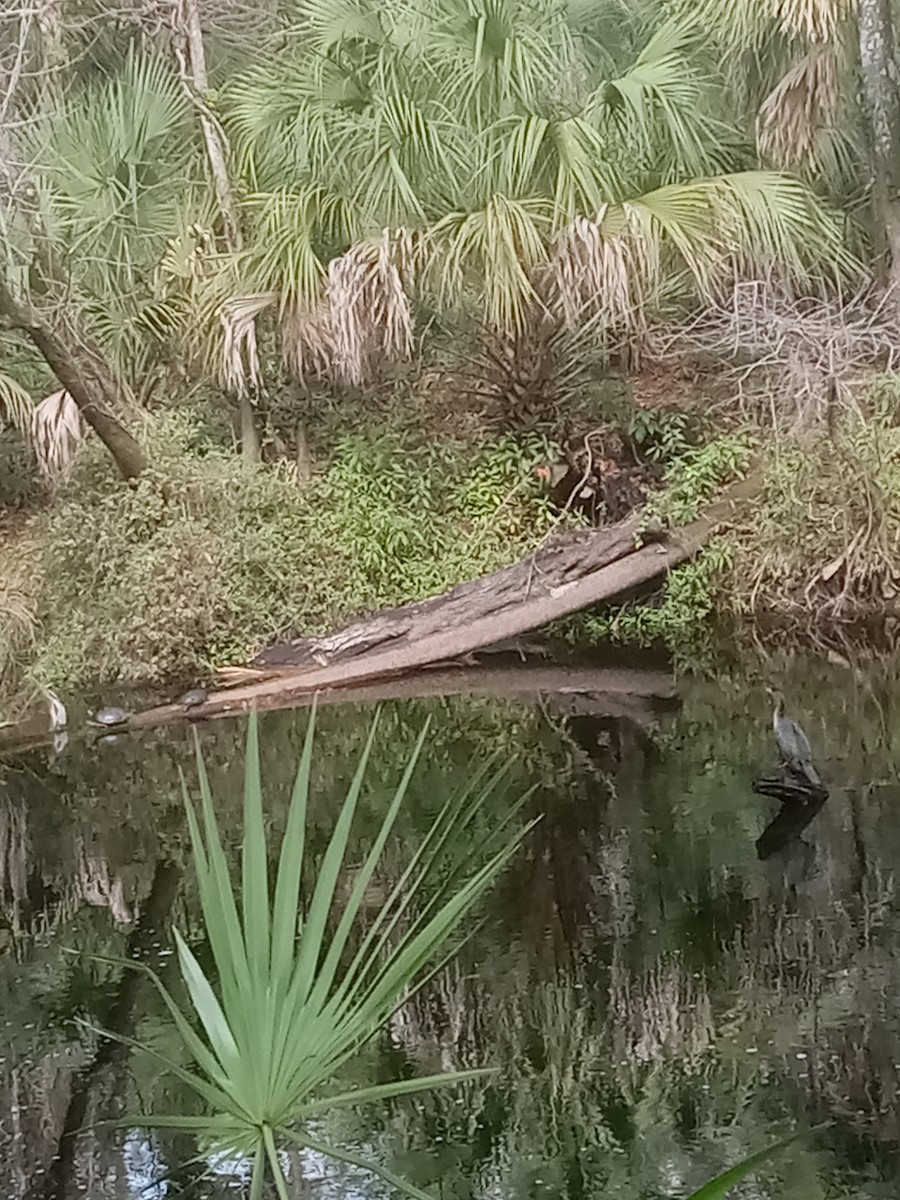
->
429;193;553;330
595;17;726;181
120;709;532;1198
244;187;328;311
685;1134;800;1199
548;170;853;332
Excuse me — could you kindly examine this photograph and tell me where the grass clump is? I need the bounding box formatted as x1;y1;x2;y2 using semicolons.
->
33;412;555;688
727;403;900;619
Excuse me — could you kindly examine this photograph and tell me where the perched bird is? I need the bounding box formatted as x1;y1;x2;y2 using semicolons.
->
765;686;821;787
46;689;68;731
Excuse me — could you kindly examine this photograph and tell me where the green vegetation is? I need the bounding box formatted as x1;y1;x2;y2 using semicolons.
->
32;411;554;688
3;0;900;694
728;398;900;622
124;710;530;1198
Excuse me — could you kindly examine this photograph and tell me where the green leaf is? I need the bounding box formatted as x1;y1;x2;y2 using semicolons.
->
685;1135;800;1199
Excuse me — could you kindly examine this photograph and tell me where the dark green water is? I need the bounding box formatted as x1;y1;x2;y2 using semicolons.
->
3;653;900;1198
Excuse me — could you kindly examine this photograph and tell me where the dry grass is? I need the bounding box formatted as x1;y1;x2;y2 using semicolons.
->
726;409;900;621
0;517;41;702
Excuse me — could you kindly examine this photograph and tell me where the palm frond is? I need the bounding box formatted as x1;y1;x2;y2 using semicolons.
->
0;372;33;434
548;170;855;332
128;708;531;1196
773;0;854;43
221;294;274;396
323;232;415;384
685;1134;800;1199
428;194;552;331
596;17;723;180
758;44;840;170
31;389;84;481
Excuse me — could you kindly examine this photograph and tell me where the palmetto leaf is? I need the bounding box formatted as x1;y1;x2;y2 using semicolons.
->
597;18;721;179
31;389;84;481
684;1134;800;1199
133;707;532;1196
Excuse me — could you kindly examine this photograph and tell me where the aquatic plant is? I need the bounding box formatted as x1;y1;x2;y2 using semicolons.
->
686;1134;798;1198
127;708;531;1199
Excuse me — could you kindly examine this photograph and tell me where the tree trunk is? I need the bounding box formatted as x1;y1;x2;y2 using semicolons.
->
0;278;147;479
857;0;900;290
173;0;260;462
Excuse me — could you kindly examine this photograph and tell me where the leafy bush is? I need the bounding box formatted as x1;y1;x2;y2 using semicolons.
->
34;413;555;687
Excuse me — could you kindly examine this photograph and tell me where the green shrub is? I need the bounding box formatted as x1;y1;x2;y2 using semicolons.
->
34;413;555;687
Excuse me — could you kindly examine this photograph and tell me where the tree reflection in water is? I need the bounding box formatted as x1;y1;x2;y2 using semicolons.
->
0;657;899;1197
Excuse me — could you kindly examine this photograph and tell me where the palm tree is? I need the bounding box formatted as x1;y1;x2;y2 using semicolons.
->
696;0;900;287
0;52;188;478
212;0;851;395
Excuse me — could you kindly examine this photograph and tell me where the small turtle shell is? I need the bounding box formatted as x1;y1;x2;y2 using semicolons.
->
92;707;130;727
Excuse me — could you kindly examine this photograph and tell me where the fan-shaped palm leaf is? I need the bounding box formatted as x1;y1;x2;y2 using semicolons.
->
596;18;724;180
29;50;192;295
114;709;532;1199
429;194;552;330
31;389;83;481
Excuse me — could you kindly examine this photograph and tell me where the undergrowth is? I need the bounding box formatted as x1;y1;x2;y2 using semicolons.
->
33;412;555;688
727;398;900;619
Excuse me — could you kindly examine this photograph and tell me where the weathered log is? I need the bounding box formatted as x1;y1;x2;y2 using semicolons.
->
124;665;677;734
253;513;658;668
252;476;757;676
0;666;678;752
114;474;756;726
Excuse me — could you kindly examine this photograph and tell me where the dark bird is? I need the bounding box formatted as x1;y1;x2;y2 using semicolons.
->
765;686;821;787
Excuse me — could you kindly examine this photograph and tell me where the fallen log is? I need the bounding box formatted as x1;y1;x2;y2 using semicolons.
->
121;474;756;727
0;666;678;753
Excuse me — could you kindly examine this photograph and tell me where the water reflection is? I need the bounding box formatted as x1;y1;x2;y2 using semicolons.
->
1;658;900;1197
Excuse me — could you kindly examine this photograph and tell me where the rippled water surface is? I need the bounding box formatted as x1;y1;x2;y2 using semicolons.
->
3;653;900;1198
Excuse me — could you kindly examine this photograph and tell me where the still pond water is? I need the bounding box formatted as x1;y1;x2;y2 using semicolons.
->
2;653;900;1198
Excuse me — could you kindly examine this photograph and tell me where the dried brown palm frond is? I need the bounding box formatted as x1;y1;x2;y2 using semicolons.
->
280;300;334;385
324;232;414;386
546;207;658;337
31;390;84;481
758;43;839;170
0;373;32;434
774;0;855;43
221;293;274;397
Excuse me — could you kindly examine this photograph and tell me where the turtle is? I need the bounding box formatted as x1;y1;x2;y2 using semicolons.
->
178;686;208;712
89;706;131;729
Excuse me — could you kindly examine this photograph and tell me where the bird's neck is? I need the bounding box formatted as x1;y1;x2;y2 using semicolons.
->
772;697;783;727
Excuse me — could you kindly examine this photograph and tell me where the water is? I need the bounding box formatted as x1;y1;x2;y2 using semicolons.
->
3;652;900;1198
